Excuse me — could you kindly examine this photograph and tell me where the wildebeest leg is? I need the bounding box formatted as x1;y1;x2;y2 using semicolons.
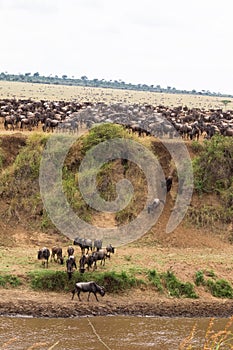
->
88;292;99;302
71;288;76;300
78;291;81;301
94;292;99;302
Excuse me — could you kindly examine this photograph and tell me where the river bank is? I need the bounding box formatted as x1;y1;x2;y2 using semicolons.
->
1;288;233;318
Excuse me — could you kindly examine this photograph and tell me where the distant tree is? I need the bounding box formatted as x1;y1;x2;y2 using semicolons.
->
25;72;31;77
81;76;88;81
62;75;67;80
221;100;232;110
33;72;40;77
93;78;99;86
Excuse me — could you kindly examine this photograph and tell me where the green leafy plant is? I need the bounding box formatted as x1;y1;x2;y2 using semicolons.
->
28;270;141;293
147;269;163;292
161;270;198;298
206;279;233;298
194;270;205;286
0;274;21;287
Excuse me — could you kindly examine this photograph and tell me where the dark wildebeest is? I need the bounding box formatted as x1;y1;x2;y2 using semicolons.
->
67;246;74;257
74;237;93;254
79;254;94;272
51;246;64;265
161;176;173;193
71;281;105;301
106;244;115;258
38;247;50;268
166;176;173;192
4;116;15;130
66;255;77;280
94;239;102;251
92;249;108;269
42;118;60;132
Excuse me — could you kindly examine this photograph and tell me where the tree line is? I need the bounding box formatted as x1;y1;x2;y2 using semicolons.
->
0;71;232;98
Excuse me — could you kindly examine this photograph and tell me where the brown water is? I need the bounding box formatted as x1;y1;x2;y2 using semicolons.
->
1;316;232;350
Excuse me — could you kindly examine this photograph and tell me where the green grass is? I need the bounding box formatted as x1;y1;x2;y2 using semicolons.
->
207;279;233;298
28;269;142;293
147;269;163;292
161;270;198;298
194;270;233;298
0;274;22;287
147;269;198;298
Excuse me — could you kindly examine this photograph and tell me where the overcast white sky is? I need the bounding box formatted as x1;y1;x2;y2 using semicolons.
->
0;0;232;94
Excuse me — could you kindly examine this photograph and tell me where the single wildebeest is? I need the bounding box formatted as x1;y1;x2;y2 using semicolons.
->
38;247;50;268
147;198;165;213
94;239;102;251
74;237;93;254
79;254;94;272
165;176;173;192
92;249;108;269
71;281;105;301
67;246;74;257
51;246;64;265
106;244;115;258
66;255;77;280
4;116;15;130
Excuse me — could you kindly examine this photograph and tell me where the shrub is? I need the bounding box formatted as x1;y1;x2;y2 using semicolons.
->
206;279;233;298
0;274;21;287
194;270;205;286
193;135;233;194
28;270;140;293
147;269;163;292
82;123;128;154
28;270;72;291
161;270;198;298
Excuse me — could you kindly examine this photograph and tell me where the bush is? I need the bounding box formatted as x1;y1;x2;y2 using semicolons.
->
82;123;128;154
193;135;233;194
194;270;205;286
0;274;22;287
161;270;198;298
28;270;141;293
147;269;163;292
186;205;232;228
28;270;72;291
206;279;233;298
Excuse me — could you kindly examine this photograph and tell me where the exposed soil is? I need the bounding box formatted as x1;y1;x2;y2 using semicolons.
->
1;287;233;318
1;222;233;318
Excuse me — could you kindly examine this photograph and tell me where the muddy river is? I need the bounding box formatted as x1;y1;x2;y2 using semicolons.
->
1;316;232;349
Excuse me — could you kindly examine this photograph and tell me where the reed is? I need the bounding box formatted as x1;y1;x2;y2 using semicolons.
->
179;316;233;349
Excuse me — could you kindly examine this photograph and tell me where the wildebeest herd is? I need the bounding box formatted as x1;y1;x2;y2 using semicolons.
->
1;98;233;139
37;239;114;301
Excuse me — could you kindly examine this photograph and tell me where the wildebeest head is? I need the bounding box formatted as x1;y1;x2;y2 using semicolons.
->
99;286;105;297
106;244;115;254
